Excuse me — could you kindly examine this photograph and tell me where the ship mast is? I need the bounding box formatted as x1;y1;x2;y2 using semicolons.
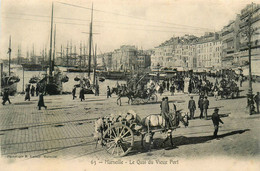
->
88;3;93;77
53;24;56;68
8;36;11;76
49;2;54;77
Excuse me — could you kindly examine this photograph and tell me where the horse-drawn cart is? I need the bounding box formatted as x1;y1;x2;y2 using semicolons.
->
94;110;188;157
130;89;158;105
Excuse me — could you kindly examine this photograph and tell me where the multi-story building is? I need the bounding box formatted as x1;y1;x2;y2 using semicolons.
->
238;2;260;66
220;15;241;67
196;32;222;68
136;50;151;69
111;45;137;71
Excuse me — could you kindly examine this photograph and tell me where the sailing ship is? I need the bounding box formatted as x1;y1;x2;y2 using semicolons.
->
1;36;20;95
32;3;69;95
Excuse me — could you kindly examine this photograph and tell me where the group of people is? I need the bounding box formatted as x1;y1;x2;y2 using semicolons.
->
2;84;47;110
188;95;209;120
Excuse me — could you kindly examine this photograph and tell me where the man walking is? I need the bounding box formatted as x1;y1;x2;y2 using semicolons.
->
31;85;35;97
203;96;209;119
72;86;76;100
38;92;47;110
107;86;111;98
211;108;224;138
79;87;85;101
254;92;260;113
2;88;11;105
25;84;31;101
161;97;170;129
198;95;204;119
188;96;196;119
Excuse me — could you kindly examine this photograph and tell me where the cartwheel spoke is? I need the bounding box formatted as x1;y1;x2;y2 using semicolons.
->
119;142;128;152
119;127;126;137
111;143;117;155
121;130;130;138
111;128;118;137
107;142;116;152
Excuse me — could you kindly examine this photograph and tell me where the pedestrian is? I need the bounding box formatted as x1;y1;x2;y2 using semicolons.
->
240;76;243;87
36;84;39;96
188;96;196;119
25;84;31;101
167;81;170;91
198;95;204;119
161;97;171;129
31;85;35;97
211;108;224;138
95;85;99;96
254;92;260;113
107;86;111;98
38;92;47;110
213;87;219;101
2;88;11;105
79;87;85;101
158;84;163;96
203;96;209;119
72;86;76;100
170;83;175;96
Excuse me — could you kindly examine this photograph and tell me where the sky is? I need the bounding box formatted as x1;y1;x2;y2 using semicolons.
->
0;0;259;60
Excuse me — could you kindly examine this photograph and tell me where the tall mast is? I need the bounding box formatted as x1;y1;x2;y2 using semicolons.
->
49;2;54;76
88;3;93;77
8;36;11;76
53;24;56;67
80;41;82;68
66;42;69;67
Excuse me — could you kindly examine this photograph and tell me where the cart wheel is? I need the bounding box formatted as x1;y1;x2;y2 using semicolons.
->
150;94;157;102
102;123;134;157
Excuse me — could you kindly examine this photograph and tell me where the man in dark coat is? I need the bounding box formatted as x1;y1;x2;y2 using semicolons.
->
254;92;260;113
107;86;111;98
36;84;39;96
211;108;224;138
198;95;204;119
161;97;171;129
203;96;209;119
38;93;47;110
79;87;85;101
72;86;76;100
188;96;196;119
31;85;35;96
2;89;11;105
25;84;31;101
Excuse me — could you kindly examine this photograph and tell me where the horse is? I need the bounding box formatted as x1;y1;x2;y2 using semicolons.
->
111;88;134;106
93;110;189;151
140;110;189;148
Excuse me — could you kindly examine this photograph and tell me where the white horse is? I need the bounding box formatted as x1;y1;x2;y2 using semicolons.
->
140;110;189;148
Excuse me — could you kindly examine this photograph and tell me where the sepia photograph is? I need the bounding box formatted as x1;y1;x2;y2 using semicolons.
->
0;0;259;170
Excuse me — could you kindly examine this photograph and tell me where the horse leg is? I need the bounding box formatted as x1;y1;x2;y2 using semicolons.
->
141;133;145;149
170;133;174;147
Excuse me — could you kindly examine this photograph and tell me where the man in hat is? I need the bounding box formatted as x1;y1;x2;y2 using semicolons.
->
198;95;204;119
203;96;209;119
211;108;224;138
38;92;47;110
188;96;196;119
161;97;170;129
254;92;260;113
2;88;11;105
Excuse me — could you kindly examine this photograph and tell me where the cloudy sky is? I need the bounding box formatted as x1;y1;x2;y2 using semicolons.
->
0;0;259;59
